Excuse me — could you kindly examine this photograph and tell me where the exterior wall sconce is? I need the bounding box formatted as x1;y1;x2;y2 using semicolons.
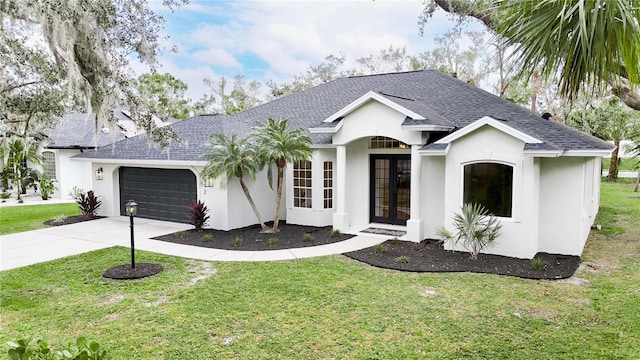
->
204;177;215;187
95;167;104;180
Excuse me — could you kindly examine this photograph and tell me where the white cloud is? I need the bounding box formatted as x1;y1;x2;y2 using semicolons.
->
190;48;242;68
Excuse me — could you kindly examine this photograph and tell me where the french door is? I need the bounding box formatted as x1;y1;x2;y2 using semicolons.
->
370;155;411;225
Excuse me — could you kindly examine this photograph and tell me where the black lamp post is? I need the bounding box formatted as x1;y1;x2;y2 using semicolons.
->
125;199;138;268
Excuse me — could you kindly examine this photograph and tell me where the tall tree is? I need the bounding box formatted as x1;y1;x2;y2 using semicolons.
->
201;133;268;231
420;0;640;111
0;0;186;146
566;97;640;180
252;118;312;233
196;74;263;115
136;73;191;121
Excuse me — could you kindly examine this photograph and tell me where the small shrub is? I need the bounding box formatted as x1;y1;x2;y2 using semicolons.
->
531;257;547;271
331;229;341;237
175;231;184;238
203;234;213;243
268;237;278;246
7;335;107;360
189;200;210;231
394;256;410;264
391;237;401;244
68;186;84;200
303;233;313;242
233;237;242;247
438;203;502;260
39;176;57;200
374;243;384;253
76;191;102;217
51;214;67;225
0;190;11;199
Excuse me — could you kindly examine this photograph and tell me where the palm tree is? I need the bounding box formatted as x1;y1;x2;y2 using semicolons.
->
495;0;640;107
252;118;312;233
201;133;268;231
0;138;41;201
424;0;640;110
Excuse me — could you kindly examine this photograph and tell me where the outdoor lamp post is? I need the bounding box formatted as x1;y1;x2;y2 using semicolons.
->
125;200;138;268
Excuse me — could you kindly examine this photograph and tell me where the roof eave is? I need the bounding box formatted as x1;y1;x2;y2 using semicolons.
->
400;125;454;132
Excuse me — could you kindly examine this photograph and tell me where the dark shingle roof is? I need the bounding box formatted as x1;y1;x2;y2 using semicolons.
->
75;70;612;161
46;112;127;148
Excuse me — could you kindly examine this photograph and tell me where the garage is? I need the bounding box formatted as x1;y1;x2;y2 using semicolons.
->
119;167;197;223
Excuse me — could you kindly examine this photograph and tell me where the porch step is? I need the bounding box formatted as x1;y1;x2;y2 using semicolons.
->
360;227;407;237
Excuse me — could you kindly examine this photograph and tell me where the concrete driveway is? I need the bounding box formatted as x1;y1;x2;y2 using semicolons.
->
0;217;191;271
0;217;385;271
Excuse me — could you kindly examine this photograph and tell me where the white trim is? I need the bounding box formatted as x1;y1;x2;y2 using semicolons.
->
322;91;425;123
400;124;454;132
419;144;450;156
523;150;563;158
563;149;613;157
71;158;204;167
435;116;543;144
308;120;344;134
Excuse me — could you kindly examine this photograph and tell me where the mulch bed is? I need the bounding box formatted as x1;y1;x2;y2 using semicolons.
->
44;215;105;226
153;221;353;251
103;263;163;279
344;239;581;280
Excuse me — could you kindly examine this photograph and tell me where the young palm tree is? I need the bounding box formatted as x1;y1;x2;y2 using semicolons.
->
201;133;268;231
252;118;312;233
0;138;41;201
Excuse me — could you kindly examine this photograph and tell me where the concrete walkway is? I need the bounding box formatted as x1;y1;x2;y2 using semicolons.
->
0;217;385;271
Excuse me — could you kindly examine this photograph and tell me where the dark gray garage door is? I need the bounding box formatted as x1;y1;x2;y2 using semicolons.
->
119;167;197;223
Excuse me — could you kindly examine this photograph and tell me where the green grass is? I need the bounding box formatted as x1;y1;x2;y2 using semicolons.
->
0;203;80;235
602;157;639;172
0;182;639;358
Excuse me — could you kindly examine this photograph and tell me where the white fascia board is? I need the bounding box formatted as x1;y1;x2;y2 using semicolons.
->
322;91;425;123
418;144;450;156
400;124;454;132
308;120;344;134
523;150;563;158
435;116;543;144
563;149;613;157
71;157;204;167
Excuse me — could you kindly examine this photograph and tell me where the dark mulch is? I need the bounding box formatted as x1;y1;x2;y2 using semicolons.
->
153;221;353;251
44;215;104;226
344;239;581;280
103;263;163;279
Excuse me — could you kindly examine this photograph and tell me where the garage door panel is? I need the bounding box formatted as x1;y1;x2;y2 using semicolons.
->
119;167;197;223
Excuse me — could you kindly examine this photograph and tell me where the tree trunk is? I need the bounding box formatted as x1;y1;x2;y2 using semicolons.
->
607;141;620;181
634;170;639;192
270;165;285;233
238;176;268;231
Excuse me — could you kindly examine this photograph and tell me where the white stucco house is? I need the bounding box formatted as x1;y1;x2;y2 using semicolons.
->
74;70;613;259
40;110;173;199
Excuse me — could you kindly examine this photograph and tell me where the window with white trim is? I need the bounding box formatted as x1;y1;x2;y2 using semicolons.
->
293;160;312;208
463;162;513;217
369;136;408;149
323;161;333;209
42;151;56;179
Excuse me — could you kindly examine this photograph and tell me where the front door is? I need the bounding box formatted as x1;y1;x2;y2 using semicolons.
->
370;155;411;225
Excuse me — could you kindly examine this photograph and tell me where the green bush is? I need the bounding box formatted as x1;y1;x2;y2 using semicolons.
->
303;233;313;242
531;257;547;271
330;229;341;237
438;203;503;260
268;237;278;246
233;237;242;247
374;243;384;253
7;335;107;360
203;234;213;243
393;256;409;264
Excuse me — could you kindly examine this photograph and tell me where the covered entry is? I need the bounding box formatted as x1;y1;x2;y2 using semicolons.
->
119;167;197;223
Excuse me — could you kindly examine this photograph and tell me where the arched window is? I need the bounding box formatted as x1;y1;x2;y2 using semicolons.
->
463;162;513;217
42;151;56;179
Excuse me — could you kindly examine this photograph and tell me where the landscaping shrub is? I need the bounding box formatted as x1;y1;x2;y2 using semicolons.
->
76;191;102;217
438;203;502;259
7;335;107;360
189;200;210;231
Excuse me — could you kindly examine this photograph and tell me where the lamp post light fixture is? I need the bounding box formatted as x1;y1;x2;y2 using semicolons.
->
125;199;138;268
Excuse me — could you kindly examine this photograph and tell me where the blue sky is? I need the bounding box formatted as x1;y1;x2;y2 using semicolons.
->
142;0;482;101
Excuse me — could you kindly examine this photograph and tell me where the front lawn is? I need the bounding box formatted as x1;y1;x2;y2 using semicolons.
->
0;203;80;235
0;182;638;358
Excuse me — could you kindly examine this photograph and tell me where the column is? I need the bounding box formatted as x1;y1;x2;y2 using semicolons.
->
333;145;349;231
406;145;424;242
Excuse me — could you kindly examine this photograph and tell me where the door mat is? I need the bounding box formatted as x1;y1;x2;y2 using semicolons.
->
360;228;406;237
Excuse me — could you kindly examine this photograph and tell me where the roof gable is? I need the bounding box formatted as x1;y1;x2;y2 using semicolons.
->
435;116;543;145
321;91;426;123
